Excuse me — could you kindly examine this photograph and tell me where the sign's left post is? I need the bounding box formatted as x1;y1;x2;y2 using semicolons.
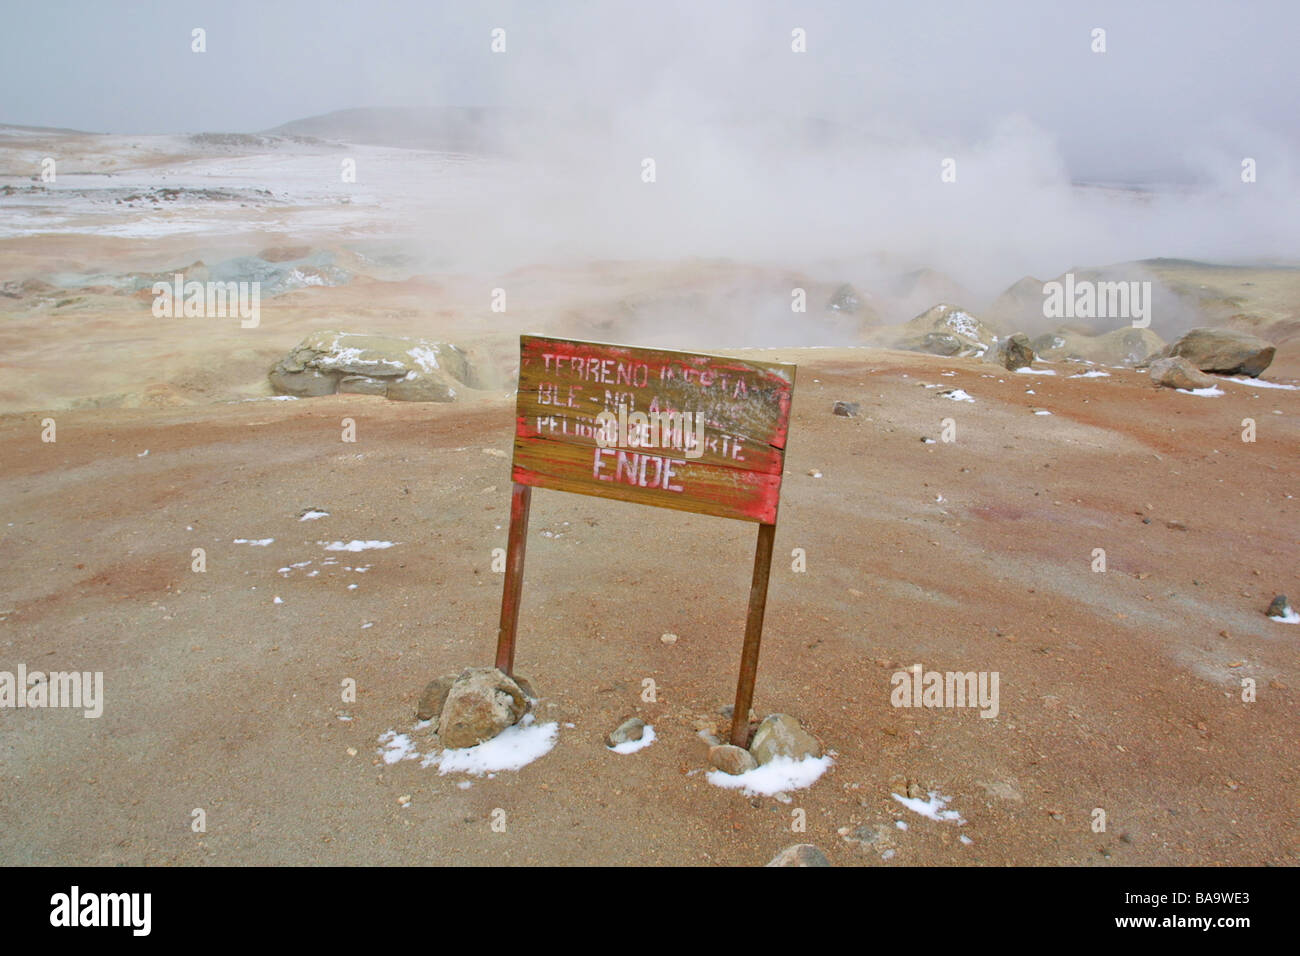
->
494;481;533;676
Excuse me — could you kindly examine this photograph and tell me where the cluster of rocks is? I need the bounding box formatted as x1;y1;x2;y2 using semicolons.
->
888;301;1175;369
707;712;822;776
1145;327;1276;389
415;667;535;750
881;296;1279;389
269;330;476;402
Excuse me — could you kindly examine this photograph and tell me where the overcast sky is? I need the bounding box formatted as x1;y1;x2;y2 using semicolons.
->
2;0;1296;183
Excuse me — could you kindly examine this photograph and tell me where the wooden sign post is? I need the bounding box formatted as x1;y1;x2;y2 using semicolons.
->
494;335;796;746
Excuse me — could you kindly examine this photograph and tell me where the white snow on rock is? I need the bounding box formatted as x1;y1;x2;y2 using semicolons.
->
608;725;657;755
706;754;833;796
939;309;980;340
407;345;441;372
1270;606;1299;624
321;540;395;551
892;790;966;824
423;713;558;775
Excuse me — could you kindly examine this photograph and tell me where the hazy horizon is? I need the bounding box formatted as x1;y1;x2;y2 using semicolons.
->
3;1;1298;185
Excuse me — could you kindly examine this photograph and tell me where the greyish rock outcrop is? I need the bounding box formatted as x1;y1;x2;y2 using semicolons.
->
269;330;474;401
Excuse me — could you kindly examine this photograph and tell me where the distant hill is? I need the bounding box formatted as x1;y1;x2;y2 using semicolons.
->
263;107;525;153
0;123;93;135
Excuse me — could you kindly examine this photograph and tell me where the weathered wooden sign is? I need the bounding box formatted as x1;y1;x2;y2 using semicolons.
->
495;335;797;745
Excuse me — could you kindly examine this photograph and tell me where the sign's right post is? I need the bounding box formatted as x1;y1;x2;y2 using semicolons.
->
731;520;778;746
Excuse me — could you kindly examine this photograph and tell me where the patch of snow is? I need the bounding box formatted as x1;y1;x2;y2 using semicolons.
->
706;754;833;796
1070;370;1110;378
423;713;558;775
1270;606;1299;624
1034;409;1052;415
286;267;326;287
942;310;980;339
609;725;657;755
892;790;966;824
321;540;395;551
1175;386;1224;397
233;538;273;546
1015;367;1055;375
1224;376;1298;390
377;730;418;765
940;389;974;403
299;510;329;521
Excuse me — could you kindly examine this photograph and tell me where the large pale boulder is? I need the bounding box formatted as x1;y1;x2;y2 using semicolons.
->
1158;327;1275;377
269;331;473;401
437;667;528;749
749;713;822;766
1149;356;1217;390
